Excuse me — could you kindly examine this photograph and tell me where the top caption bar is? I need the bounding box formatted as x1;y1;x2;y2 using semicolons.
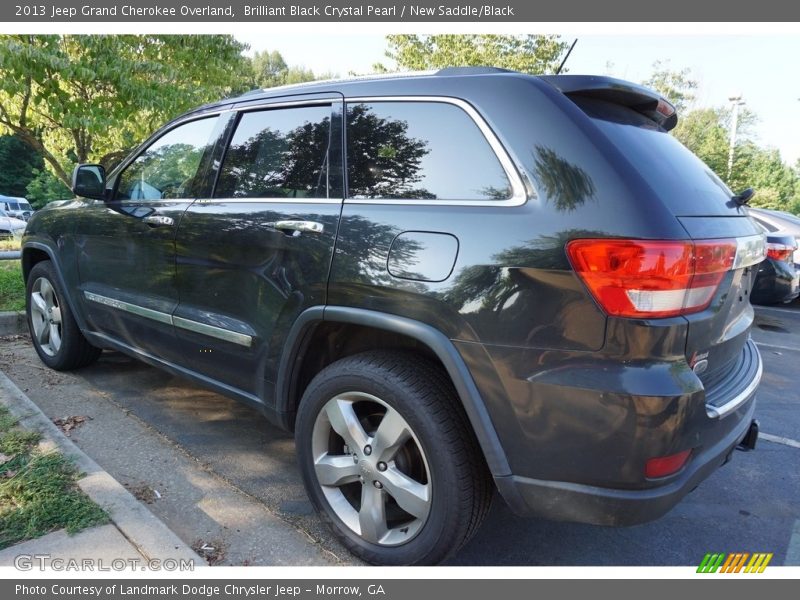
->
4;0;800;22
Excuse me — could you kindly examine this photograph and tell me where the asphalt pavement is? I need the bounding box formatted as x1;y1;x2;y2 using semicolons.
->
0;302;798;566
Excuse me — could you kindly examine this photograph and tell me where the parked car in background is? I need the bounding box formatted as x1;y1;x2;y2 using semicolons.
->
748;207;800;268
0;207;27;241
0;195;34;221
21;69;766;565
750;226;799;305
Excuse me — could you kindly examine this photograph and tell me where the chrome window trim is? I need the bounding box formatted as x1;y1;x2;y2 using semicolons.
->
343;96;527;207
195;198;341;205
83;291;253;348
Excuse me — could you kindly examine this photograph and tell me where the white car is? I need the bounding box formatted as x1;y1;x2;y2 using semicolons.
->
0;195;34;221
0;207;27;240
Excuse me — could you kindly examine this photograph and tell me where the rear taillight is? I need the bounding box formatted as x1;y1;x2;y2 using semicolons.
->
766;242;795;262
566;239;738;318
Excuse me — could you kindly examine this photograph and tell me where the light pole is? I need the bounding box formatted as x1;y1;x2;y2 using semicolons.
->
727;94;745;181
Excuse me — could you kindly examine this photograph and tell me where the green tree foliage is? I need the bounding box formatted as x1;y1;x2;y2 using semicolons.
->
644;63;799;215
0;134;43;197
251;49;327;88
25;169;72;208
641;60;698;113
673;108;730;176
382;34;568;75
0;35;251;188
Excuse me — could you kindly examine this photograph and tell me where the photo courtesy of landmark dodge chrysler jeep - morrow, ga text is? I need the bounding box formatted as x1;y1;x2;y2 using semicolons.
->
21;68;765;565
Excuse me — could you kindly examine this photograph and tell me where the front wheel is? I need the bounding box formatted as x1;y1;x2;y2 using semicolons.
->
295;351;492;565
26;260;101;370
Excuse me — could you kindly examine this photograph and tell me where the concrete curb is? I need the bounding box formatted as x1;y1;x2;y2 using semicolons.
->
0;311;26;336
0;370;202;563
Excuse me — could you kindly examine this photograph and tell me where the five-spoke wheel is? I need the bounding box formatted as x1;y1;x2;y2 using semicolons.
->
312;392;431;546
29;276;63;356
26;260;101;370
296;351;492;565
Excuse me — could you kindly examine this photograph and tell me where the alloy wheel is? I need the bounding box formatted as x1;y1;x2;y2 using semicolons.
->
29;277;63;357
311;391;432;546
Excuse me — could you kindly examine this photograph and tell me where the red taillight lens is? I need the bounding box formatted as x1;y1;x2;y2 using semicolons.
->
645;449;692;478
766;243;794;262
566;239;737;318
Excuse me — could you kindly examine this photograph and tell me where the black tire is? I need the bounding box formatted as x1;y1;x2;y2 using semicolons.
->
295;350;492;565
26;260;101;371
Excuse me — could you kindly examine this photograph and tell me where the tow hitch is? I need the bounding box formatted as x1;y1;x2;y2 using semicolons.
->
737;419;759;451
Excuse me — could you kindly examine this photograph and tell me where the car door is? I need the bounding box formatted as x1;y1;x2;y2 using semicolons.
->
75;115;224;361
172;96;344;407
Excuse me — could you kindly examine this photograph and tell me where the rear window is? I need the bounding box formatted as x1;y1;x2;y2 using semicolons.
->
573;97;737;216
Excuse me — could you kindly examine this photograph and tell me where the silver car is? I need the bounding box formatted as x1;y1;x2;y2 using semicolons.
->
0;207;27;240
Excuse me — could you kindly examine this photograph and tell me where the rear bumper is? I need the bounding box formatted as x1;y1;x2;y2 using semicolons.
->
495;400;757;526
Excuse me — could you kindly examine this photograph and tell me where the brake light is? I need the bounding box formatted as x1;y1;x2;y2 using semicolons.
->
766;242;795;262
566;239;738;318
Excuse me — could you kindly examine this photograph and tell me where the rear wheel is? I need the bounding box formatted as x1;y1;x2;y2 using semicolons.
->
26;261;101;370
295;351;492;565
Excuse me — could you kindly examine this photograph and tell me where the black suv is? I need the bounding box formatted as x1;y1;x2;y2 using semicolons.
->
22;68;765;565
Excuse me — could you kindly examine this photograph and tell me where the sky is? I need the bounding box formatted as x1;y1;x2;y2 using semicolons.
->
236;33;800;166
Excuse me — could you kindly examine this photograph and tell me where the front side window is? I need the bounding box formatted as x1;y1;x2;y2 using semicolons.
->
346;101;511;201
116;117;218;201
215;105;333;199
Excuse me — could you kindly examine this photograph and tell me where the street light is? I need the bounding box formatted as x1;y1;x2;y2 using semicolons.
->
727;94;745;181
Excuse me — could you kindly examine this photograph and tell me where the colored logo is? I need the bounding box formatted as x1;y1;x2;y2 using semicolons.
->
697;552;773;573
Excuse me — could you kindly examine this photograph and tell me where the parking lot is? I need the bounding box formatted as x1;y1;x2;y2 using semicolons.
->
1;302;798;566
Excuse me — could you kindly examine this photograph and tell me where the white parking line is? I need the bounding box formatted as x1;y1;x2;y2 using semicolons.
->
754;305;800;316
754;341;800;353
760;432;800;450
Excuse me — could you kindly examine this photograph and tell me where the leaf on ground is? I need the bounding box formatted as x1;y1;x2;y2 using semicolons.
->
0;453;11;465
52;415;92;436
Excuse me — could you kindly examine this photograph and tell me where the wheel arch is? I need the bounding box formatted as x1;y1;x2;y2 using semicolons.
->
21;242;89;332
276;305;512;478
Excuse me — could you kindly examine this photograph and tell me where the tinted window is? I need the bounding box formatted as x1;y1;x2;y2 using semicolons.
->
215;105;332;199
573;97;739;216
346;102;511;201
116;117;217;201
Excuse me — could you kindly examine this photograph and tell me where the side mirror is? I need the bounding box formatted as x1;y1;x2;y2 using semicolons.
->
71;164;107;200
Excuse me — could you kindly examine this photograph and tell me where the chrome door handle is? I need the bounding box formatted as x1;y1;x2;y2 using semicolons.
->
143;215;175;227
271;220;324;234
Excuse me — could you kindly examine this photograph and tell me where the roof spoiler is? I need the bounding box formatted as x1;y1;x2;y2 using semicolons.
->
539;75;678;131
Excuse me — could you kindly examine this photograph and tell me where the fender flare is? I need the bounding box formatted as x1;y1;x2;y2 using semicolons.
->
21;241;90;333
276;305;512;478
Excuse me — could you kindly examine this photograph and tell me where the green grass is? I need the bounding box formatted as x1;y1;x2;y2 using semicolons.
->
0;261;25;312
0;406;108;549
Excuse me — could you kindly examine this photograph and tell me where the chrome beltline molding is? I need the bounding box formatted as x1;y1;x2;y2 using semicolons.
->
83;291;253;348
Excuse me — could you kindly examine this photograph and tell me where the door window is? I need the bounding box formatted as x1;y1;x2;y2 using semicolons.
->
115;117;218;201
214;105;334;199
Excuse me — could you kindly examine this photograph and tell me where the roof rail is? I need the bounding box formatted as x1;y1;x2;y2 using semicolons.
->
259;70;438;93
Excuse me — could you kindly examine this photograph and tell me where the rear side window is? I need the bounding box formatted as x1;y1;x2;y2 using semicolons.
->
573;97;737;216
215;105;333;199
346;101;511;201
